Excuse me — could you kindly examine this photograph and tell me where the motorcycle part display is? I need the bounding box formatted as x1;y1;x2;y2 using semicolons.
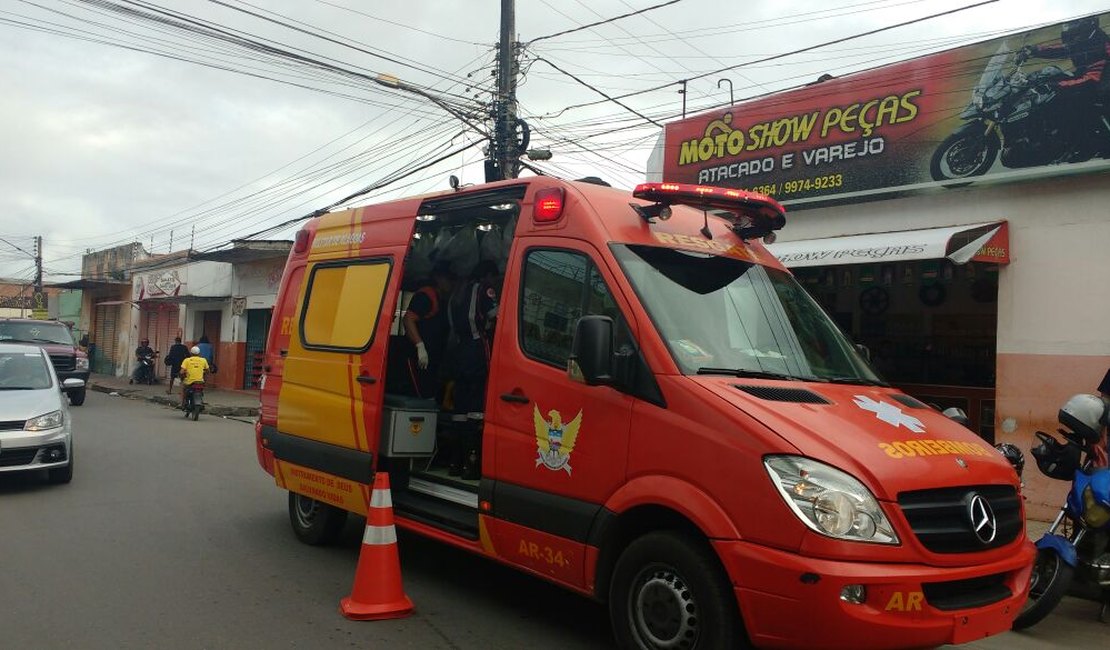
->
858;286;890;315
918;283;946;307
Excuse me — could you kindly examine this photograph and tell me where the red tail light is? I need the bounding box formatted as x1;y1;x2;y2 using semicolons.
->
293;228;310;253
533;187;565;223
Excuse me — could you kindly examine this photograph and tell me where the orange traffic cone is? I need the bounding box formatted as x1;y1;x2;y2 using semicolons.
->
339;472;414;621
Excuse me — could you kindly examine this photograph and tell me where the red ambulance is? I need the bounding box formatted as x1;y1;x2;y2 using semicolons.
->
256;177;1033;649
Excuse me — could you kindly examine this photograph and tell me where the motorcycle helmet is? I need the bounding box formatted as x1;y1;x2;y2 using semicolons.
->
941;406;971;428
1062;17;1108;66
190;346;201;355
1062;17;1101;46
993;442;1025;477
1031;431;1082;479
1059;393;1106;444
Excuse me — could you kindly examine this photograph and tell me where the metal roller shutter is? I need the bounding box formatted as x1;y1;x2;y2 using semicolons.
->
93;304;118;375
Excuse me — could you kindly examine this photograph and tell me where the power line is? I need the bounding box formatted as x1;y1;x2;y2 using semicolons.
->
527;0;683;45
0;236;37;259
233;137;482;243
532;56;662;127
539;0;1000;118
309;0;484;46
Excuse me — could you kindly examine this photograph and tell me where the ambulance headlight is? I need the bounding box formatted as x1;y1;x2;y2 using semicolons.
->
765;456;899;545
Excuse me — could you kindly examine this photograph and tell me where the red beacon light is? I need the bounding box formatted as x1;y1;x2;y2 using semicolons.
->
631;182;785;241
532;187;565;223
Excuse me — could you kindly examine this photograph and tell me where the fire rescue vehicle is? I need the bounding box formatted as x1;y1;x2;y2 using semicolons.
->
256;177;1033;649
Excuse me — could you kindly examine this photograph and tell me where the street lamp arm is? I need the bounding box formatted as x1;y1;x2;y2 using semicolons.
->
374;75;489;137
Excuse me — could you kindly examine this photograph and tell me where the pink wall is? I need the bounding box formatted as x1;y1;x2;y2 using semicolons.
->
995;352;1110;520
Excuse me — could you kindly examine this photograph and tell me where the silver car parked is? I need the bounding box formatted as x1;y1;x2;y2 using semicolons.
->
0;343;76;483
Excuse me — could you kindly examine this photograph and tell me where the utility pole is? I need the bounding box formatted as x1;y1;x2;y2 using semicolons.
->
488;0;519;182
33;235;43;293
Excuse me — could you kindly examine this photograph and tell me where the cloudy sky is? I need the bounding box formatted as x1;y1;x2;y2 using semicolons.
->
0;0;1104;280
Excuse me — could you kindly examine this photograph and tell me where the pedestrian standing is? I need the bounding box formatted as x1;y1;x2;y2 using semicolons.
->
164;336;190;394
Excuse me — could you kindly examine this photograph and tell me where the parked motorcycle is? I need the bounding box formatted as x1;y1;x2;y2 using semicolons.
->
931;44;1110;182
183;382;205;421
1012;393;1110;629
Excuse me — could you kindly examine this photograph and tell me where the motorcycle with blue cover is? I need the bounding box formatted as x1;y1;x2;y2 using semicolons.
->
1011;393;1110;629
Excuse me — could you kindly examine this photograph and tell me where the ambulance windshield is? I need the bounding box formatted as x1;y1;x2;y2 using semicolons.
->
612;244;883;384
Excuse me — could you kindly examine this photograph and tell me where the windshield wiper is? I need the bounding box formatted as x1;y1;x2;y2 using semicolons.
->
824;376;888;387
0;386;35;390
696;367;804;381
3;337;65;345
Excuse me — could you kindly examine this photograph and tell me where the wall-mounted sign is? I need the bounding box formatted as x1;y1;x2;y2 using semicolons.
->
661;13;1110;205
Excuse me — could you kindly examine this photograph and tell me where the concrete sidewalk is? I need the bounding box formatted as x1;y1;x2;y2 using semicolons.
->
88;373;259;418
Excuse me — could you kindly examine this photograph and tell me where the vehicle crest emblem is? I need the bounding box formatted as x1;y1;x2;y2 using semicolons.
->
533;406;583;475
967;493;997;544
853;395;925;433
955;457;968;469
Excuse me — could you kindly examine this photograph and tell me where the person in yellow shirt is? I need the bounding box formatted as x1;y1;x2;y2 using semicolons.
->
178;345;210;410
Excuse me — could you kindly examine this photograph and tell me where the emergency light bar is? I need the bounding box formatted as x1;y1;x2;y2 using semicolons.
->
632;182;786;240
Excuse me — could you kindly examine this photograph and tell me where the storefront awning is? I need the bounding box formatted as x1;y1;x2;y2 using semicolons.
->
767;221;1009;268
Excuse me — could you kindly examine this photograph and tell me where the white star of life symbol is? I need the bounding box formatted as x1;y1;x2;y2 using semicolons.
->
853;395;926;433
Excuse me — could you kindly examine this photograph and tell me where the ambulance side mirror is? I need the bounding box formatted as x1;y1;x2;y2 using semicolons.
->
569;315;614;386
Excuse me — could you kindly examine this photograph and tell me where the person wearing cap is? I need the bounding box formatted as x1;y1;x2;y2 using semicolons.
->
402;261;455;399
178;345;210;410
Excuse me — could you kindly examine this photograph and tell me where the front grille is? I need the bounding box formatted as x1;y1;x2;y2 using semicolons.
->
0;447;39;467
0;420;26;431
922;573;1012;611
734;385;831;404
897;485;1022;553
49;354;76;371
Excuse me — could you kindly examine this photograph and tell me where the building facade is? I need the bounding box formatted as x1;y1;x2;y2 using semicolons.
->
654;13;1110;519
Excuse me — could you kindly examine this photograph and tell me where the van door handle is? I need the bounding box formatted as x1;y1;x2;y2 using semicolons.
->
357;375;377;385
500;392;529;404
279;349;288;357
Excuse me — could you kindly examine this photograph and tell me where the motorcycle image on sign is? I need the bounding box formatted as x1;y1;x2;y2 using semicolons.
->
931;44;1110;182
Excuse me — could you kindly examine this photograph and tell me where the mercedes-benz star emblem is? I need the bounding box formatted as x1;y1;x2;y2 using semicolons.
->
967;494;998;544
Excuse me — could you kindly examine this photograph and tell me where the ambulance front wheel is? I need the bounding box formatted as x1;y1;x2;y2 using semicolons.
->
288;491;348;546
609;531;749;650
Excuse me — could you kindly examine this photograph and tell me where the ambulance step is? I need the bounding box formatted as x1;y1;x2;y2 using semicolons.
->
408;476;479;509
394;487;479;540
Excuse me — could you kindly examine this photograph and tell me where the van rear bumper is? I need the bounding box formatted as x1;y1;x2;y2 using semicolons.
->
715;538;1035;650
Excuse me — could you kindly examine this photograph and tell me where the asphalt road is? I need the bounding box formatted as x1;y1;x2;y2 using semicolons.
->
1;392;1105;649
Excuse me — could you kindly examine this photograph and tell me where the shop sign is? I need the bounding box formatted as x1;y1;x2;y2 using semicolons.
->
661;12;1110;205
136;270;182;299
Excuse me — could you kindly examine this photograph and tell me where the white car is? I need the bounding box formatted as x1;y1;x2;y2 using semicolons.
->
0;343;76;483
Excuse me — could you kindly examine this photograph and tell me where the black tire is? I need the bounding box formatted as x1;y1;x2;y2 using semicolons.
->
48;448;73;484
68;387;86;406
930;125;1000;184
1012;548;1075;630
288;491;348;546
609;531;748;650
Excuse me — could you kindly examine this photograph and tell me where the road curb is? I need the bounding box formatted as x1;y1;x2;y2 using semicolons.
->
89;382;259;418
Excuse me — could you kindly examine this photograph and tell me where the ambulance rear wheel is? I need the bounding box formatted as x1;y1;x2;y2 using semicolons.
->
609;531;748;650
288;491;347;546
